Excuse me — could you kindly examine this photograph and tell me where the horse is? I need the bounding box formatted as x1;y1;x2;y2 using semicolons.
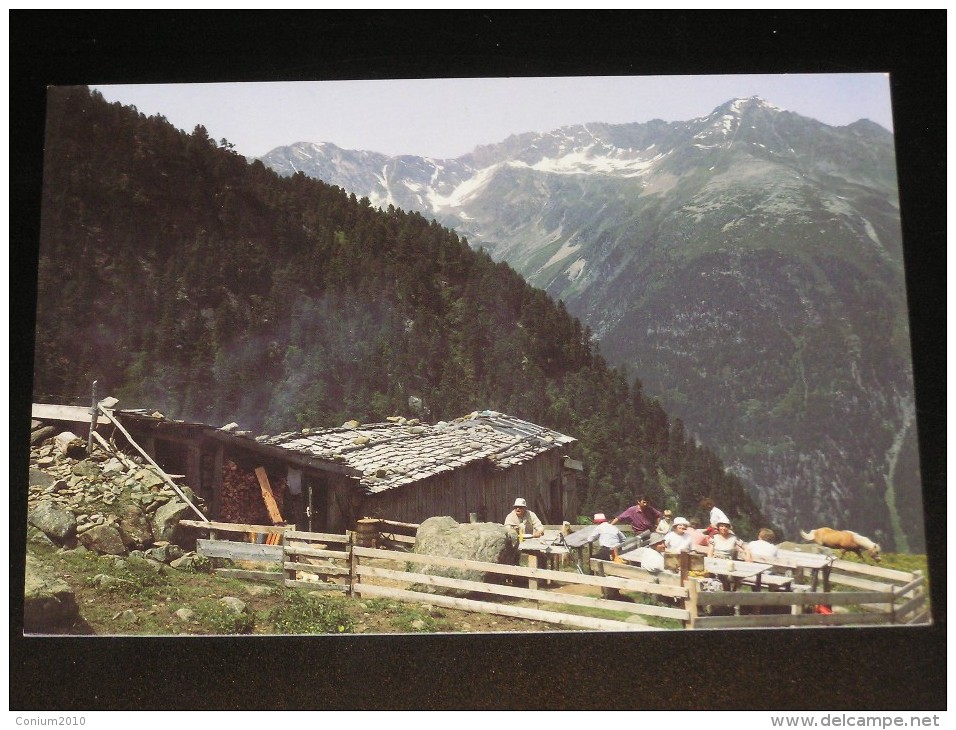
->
800;527;882;563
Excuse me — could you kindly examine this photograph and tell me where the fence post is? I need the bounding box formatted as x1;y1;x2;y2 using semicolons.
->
281;529;292;585
527;554;538;591
679;550;690;585
685;578;699;629
348;532;359;597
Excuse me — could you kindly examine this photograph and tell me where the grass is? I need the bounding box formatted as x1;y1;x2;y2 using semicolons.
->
268;591;355;634
28;541;931;635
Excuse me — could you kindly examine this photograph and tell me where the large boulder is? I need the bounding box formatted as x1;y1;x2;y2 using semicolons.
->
23;554;79;633
116;504;154;550
411;517;518;596
151;499;191;543
28;500;77;543
78;524;129;556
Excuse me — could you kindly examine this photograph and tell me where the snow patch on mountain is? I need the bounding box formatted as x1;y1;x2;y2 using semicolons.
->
510;147;667;178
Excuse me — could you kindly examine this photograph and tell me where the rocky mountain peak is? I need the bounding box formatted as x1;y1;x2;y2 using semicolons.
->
256;101;918;551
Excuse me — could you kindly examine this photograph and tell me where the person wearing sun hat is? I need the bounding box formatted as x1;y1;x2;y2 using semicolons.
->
619;531;669;571
504;497;544;538
664;516;695;552
707;520;746;560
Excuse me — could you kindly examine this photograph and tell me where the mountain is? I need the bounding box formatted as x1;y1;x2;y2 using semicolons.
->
33;86;770;537
260;97;921;551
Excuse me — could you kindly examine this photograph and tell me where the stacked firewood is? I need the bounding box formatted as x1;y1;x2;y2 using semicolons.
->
219;460;287;525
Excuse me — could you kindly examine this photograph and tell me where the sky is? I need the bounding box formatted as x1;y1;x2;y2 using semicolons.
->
92;73;893;161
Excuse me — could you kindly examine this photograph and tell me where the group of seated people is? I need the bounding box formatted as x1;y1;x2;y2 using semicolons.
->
592;496;780;571
502;495;780;574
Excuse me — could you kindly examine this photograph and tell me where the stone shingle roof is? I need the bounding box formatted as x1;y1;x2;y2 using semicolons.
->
255;410;576;494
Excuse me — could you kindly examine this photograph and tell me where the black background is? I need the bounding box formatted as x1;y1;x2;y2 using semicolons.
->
10;11;946;711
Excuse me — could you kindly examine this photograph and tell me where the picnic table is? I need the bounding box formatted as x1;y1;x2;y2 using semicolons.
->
518;530;570;587
763;549;834;591
704;557;773;592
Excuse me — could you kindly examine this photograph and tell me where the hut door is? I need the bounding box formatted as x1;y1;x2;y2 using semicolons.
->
550;478;562;523
305;475;329;533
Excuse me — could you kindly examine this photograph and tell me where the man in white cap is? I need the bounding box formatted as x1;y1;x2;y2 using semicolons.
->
504;497;544;537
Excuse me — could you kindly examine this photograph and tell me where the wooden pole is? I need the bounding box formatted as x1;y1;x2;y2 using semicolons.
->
686;578;699;629
98;408;208;521
348;532;359;597
87;380;98;455
254;467;284;525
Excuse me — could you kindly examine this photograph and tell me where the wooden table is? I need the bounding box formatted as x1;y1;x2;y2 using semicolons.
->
519;532;570;588
772;549;834;592
704;557;772;592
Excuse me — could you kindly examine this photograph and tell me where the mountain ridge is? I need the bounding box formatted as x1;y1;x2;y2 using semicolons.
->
258;96;920;551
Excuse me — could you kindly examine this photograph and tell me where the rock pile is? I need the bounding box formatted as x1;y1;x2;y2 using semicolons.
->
25;422;216;631
27;423;208;557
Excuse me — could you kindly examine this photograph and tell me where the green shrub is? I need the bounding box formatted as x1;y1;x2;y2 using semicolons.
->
192;601;256;634
268;591;355;634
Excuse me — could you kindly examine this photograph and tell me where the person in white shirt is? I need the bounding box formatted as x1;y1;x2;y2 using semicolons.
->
621;532;668;571
591;512;625;560
699;497;730;531
663;516;694;552
745;528;779;562
707;521;746;559
504;497;544;537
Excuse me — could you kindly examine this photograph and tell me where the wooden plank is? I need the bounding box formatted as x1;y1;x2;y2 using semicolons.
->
906;609;931;625
894;592;928;622
32;403;100;423
696;589;891;608
376;519;420;530
283;530;350;543
197;538;283;562
827;574;895;592
742;574;793;590
353;546;689;599
181;519;288;535
284;561;351;576
214;568;283;583
774;550;833;568
591;558;682;587
284;579;348;592
830;559;914;582
284;545;350;561
354;583;662;632
98;408;207;521
255;467;284;524
357;564;690;620
693;612;891;629
379;533;416;545
893;575;926;597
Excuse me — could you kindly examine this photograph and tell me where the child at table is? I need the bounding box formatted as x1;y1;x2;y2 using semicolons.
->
745;528;779;562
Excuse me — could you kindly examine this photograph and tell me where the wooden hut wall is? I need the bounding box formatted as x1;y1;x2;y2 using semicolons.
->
362;451;567;525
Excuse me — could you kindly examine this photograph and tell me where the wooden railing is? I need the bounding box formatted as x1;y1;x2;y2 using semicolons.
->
350;545;687;631
283;529;351;591
180;520;930;630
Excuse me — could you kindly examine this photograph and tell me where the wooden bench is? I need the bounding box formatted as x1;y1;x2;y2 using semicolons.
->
742;572;793;591
590;558;682;599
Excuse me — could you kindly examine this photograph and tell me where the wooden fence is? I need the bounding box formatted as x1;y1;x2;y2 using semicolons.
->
349;545;686;631
181;520;929;630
